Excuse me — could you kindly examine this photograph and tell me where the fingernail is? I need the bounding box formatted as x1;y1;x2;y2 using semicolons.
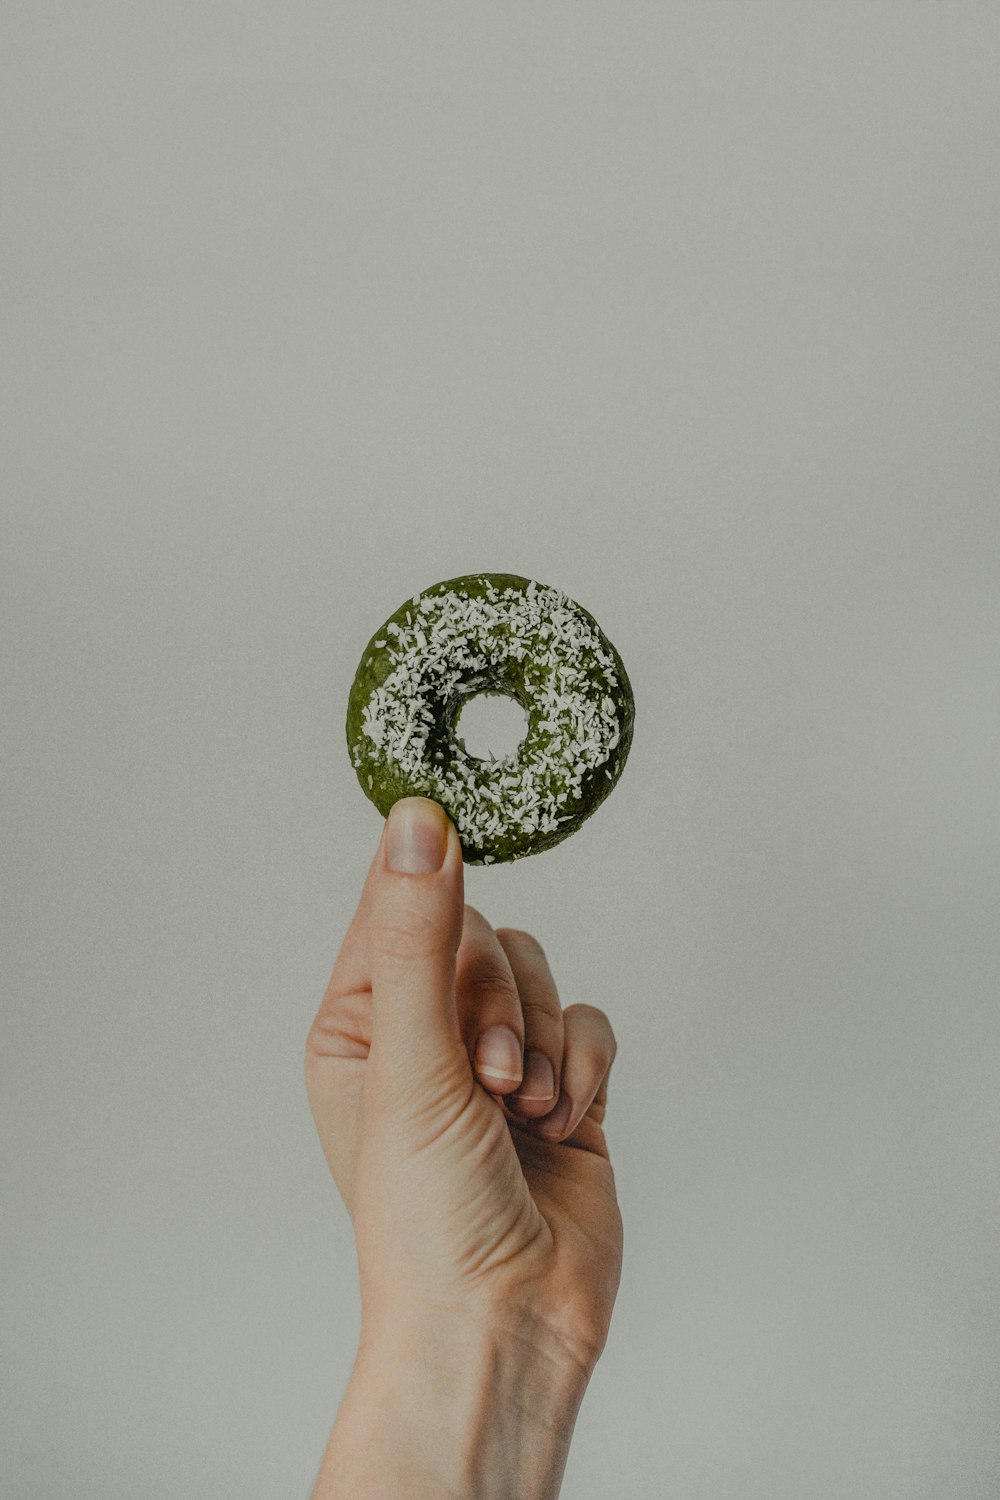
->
386;799;447;874
475;1025;523;1084
541;1091;573;1139
513;1048;555;1102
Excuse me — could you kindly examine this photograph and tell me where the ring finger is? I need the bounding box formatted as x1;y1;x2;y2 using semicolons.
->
534;1003;616;1144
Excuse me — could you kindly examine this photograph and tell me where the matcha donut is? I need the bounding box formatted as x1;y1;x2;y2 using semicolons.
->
346;573;634;864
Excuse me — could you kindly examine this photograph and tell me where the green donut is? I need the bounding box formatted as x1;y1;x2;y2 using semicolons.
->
346;573;635;864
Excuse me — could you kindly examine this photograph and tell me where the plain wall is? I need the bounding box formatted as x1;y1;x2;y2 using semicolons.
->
4;5;999;1496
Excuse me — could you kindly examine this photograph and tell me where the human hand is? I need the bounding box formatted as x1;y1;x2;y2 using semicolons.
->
304;797;623;1495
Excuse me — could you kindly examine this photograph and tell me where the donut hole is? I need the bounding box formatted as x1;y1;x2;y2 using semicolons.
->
454;691;529;765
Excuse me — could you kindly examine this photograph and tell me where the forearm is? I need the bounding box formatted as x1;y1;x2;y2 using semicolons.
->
310;1314;592;1500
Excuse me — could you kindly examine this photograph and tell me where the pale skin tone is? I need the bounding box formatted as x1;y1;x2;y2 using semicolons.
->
304;796;623;1500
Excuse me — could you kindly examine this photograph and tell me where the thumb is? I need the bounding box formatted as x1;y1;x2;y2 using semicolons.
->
365;796;468;1096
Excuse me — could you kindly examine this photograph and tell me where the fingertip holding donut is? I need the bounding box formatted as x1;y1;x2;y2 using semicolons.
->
345;574;635;865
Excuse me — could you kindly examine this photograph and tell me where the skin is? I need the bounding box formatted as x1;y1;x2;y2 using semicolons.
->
304;796;623;1498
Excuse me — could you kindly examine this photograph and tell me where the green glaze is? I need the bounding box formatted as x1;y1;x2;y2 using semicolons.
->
345;573;635;863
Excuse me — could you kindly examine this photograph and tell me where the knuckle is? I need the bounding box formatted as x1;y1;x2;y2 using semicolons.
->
549;1298;612;1375
370;904;450;961
303;1026;320;1069
305;1007;369;1063
495;927;546;960
304;1012;332;1061
565;1003;617;1055
520;995;559;1025
465;964;519;1000
565;1000;610;1027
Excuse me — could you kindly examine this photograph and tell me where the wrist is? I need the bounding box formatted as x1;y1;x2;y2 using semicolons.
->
312;1310;592;1500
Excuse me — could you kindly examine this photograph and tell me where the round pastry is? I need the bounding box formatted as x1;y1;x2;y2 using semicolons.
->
346;573;635;864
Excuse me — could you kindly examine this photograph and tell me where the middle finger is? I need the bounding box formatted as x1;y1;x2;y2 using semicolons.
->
495;927;564;1117
456;905;526;1096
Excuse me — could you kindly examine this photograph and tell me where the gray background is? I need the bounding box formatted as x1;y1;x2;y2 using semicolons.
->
4;4;999;1496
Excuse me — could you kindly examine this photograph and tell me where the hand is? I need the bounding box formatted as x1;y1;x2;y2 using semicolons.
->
304;795;624;1384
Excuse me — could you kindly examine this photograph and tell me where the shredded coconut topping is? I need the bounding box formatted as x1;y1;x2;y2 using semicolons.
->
350;578;624;858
